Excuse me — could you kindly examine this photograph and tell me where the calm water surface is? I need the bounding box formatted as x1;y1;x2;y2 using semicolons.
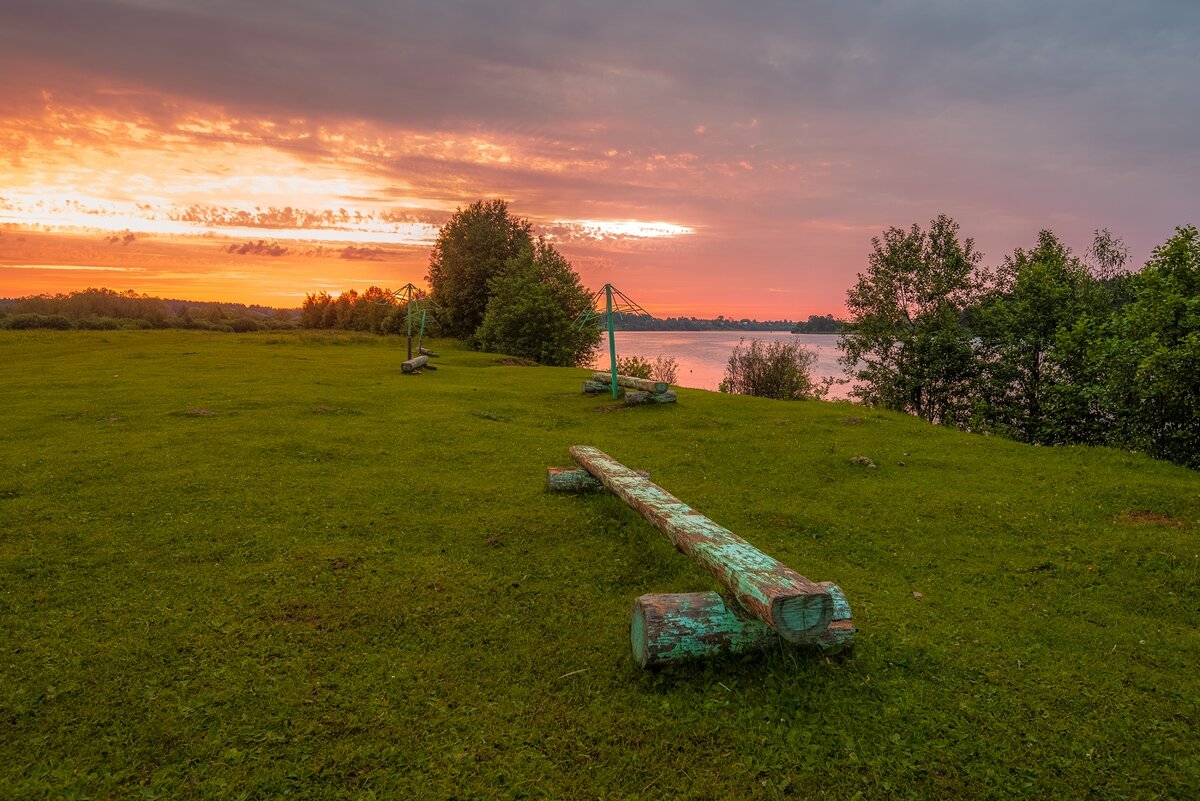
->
591;331;853;399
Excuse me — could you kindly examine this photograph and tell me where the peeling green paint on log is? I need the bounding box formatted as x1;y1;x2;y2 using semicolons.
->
581;380;622;396
546;467;604;493
569;446;833;643
625;390;677;406
631;588;856;668
547;466;651;492
589;372;669;394
401;354;429;373
631;592;776;668
814;582;857;653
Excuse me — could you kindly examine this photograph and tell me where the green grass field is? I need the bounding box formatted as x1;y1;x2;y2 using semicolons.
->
2;330;1197;800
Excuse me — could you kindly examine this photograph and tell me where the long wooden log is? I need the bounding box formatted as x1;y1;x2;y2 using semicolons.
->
569;446;833;643
625;390;677;406
401;354;429;373
590;372;668;394
631;587;856;668
419;347;439;357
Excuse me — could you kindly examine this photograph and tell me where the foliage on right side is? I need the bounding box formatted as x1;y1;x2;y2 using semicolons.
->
839;219;1200;469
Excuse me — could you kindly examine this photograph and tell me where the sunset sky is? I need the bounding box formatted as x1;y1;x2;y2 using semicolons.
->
2;1;1197;317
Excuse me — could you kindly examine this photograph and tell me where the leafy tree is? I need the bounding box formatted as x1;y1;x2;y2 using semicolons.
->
972;230;1107;443
1095;225;1200;468
300;292;332;328
719;338;824;400
1086;227;1130;281
427;199;533;338
839;215;983;425
474;240;600;366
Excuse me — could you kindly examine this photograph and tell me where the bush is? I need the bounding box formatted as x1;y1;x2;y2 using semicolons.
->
230;317;261;332
719;338;825;400
615;355;653;379
3;313;73;330
613;354;678;384
651;355;679;384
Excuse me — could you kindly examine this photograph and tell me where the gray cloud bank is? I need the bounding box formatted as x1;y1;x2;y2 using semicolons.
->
3;0;1198;292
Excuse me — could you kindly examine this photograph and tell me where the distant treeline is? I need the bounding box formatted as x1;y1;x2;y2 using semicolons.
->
0;288;298;332
299;287;422;334
791;314;845;333
609;314;795;331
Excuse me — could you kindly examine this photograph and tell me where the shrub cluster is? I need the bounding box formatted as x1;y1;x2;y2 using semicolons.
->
719;339;825;400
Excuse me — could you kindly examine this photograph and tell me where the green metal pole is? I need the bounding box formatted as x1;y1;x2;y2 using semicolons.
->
606;284;618;398
417;309;427;352
406;301;413;360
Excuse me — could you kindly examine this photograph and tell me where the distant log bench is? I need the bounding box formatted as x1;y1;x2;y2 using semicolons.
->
402;349;439;374
582;372;677;406
549;446;855;667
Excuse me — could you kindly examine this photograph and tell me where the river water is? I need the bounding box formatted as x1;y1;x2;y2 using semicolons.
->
590;331;853;399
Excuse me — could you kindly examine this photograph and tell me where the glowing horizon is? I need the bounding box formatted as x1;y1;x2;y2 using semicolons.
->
1;2;1195;317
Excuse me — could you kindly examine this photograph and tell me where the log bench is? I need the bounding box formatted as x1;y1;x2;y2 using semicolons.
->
582;372;676;405
558;446;856;666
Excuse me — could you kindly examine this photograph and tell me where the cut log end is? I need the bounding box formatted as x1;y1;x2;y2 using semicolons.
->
770;591;835;644
401;354;429;373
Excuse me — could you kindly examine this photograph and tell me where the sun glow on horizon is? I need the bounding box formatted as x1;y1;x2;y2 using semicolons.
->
550;219;695;239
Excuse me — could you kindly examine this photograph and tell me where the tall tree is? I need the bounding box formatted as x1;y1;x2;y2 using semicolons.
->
839;215;983;426
1096;225;1200;468
973;230;1107;443
474;240;600;366
426;199;533;338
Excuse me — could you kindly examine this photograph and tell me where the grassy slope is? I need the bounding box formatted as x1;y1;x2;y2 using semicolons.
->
0;330;1197;800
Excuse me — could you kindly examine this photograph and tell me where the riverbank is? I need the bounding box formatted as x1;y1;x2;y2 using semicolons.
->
592;330;850;397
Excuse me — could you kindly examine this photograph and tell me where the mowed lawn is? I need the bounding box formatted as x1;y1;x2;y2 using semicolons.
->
1;330;1197;800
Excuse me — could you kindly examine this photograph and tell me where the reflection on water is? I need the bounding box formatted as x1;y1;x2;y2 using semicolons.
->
590;331;854;399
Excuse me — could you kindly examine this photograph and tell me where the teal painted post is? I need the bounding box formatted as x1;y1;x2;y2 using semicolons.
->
417;309;427;352
605;284;618;398
406;302;414;360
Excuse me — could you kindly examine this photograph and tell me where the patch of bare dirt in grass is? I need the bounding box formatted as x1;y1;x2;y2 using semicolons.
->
1117;511;1184;527
273;603;325;626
